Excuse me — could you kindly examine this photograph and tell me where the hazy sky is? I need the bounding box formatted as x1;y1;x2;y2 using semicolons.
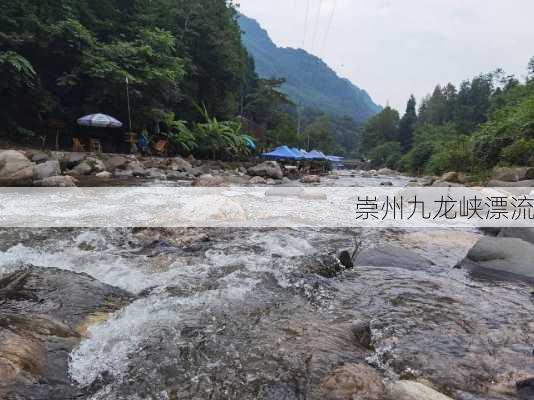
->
238;0;534;111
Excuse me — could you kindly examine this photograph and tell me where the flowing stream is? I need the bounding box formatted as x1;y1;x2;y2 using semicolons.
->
0;172;533;400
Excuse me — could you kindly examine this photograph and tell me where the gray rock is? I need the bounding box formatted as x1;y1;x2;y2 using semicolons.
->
34;176;78;187
249;176;267;185
170;157;193;172
354;244;434;270
492;166;534;182
380;181;393;186
69;161;93;176
301;175;321;184
33;160;60;180
386;381;453;400
517;378;534;400
337;249;354;269
248;161;283;180
147;168;166;179
351;319;373;349
31;151;49;163
63;152;86;169
95;171;112;179
0;150;35;186
458;237;534;281
192;174;225;187
85;156;106;173
166;171;190;181
498;227;534;246
0;266;132;398
105;155;129;171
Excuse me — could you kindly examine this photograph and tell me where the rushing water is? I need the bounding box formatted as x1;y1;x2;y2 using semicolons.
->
0;172;533;400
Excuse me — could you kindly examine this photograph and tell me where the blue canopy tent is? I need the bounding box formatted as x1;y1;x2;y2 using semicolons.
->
261;146;304;160
304;150;328;160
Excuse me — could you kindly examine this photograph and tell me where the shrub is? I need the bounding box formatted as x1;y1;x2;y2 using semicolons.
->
501;138;534;166
427;146;472;175
367;141;401;169
398;142;434;175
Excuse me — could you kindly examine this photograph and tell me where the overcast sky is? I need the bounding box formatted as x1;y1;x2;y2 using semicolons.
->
238;0;534;111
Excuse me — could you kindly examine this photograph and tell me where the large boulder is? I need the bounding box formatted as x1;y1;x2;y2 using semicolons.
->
104;155;129;171
249;176;267;185
498;227;534;246
85;156;106;173
438;171;466;184
492;166;534;182
30;151;49;163
69;161;92;176
320;363;385;400
34;175;78;187
62;152;86;169
170;157;193;172
0;266;132;399
0;150;35;186
354;245;434;271
458;237;534;281
248;161;283;180
33;160;60;181
386;381;453;400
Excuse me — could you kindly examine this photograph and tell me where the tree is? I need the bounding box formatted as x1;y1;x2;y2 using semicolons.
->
528;56;534;81
399;95;417;153
359;106;400;156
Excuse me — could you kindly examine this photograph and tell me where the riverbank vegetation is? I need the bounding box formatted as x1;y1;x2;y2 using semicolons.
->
361;60;534;175
0;0;362;158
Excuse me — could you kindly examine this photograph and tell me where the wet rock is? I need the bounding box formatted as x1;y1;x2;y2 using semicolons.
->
0;150;35;186
517;377;534;400
354;245;434;270
301;175;321;184
104;155;129;171
30;151;49;163
0;266;132;399
147;168;166;180
34;175;78;187
498;227;534;246
304;254;347;278
337;249;354;269
457;237;534;281
266;178;279;185
248;161;283;180
192;174;225;187
380;181;393;186
260;383;299;400
170;157;192;172
85;157;106;173
166;171;190;181
386;381;454;400
62;152;86;169
95;171;112;179
320;363;385;400
69;161;93;176
351;319;373;350
249;176;267;185
492;166;534;182
33;160;60;180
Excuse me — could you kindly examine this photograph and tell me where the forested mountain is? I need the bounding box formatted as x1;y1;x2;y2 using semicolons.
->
238;15;381;124
360;63;534;175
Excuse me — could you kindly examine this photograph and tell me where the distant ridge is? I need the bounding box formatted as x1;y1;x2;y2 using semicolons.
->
238;14;381;124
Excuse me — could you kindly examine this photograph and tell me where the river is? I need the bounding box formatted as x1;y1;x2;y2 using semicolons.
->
0;171;533;400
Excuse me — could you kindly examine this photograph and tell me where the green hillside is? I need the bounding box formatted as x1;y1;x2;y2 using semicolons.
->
238;14;381;124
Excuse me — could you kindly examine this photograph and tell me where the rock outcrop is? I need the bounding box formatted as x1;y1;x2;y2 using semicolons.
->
0;150;35;186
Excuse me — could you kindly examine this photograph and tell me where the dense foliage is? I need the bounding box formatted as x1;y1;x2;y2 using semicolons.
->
0;1;365;158
360;61;534;175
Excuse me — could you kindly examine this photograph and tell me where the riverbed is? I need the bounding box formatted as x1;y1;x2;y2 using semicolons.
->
0;171;533;400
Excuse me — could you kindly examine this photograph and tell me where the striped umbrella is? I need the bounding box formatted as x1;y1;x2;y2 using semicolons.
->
77;113;123;128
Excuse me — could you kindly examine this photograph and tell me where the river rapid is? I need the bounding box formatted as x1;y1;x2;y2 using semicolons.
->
0;172;533;400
